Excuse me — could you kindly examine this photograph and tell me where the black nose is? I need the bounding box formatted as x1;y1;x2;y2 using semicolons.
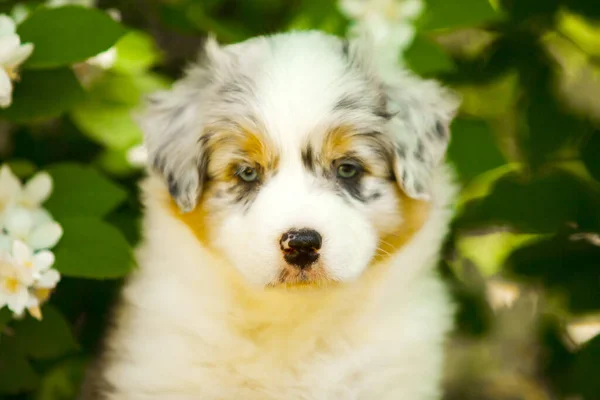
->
280;229;322;269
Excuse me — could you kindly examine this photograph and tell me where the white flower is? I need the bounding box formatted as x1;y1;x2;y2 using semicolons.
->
86;47;117;70
339;0;424;64
10;4;30;25
0;164;22;223
0;165;53;210
0;244;34;316
126;144;148;168
0;165;62;320
340;0;424;23
1;206;63;251
0;165;62;251
0;15;34;108
0;165;54;223
0;240;60;319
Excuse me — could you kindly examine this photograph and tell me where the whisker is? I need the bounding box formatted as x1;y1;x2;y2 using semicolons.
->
375;247;392;257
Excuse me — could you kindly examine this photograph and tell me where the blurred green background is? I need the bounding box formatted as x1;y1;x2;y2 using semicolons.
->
0;0;599;399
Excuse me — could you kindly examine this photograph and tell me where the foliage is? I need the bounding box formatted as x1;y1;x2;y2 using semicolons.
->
0;0;599;399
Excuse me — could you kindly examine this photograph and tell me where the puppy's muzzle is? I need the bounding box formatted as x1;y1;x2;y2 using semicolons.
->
280;229;322;269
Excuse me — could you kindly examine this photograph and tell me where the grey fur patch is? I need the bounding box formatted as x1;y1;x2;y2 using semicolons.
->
301;144;315;172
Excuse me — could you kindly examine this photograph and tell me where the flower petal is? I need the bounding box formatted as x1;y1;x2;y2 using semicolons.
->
6;285;29;316
5;42;34;68
4;207;33;240
127;144;148;167
28;304;43;320
30;207;53;226
0;69;12;108
36;269;60;289
401;0;424;20
0;35;20;65
23;171;52;207
0;15;17;37
0;164;21;207
11;239;31;264
33;250;55;273
11;4;31;25
28;221;63;250
87;46;116;69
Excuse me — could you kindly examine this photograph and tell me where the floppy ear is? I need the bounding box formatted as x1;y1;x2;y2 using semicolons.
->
137;37;223;212
384;73;460;200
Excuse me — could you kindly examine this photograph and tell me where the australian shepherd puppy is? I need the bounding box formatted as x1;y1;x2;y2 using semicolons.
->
81;31;460;400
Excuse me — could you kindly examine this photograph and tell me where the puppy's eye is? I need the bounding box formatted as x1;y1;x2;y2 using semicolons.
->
336;162;361;179
237;166;259;183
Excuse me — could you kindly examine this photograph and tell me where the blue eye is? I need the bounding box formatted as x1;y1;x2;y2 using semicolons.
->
237;167;259;182
336;163;360;179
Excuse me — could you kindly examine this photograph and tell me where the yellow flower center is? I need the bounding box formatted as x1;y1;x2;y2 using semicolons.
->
35;288;51;303
4;66;20;81
24;261;33;268
3;277;20;294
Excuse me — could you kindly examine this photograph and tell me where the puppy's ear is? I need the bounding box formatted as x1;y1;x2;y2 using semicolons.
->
385;73;460;200
345;35;460;200
137;37;223;212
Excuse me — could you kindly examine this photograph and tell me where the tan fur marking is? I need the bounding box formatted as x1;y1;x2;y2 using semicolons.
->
321;125;355;162
376;190;430;262
207;127;279;182
240;128;279;171
166;182;221;248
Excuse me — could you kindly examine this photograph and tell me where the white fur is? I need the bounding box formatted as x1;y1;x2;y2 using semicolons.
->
92;31;460;400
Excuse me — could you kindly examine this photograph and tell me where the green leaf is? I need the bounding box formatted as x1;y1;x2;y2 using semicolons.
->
12;305;78;360
44;163;128;220
455;170;600;234
507;234;600;313
113;30;163;74
500;0;562;24
423;0;500;30
447;117;506;184
0;336;39;394
404;34;455;76
514;42;590;168
457;231;541;276
87;73;143;106
0;68;84;123
70;99;144;151
186;3;250;43
95;149;139;177
568;335;600;398
53;217;134;279
5;159;37;179
18;5;127;69
33;357;86;400
87;71;170;106
567;0;600;21
582;129;600;182
0;307;12;330
285;0;348;36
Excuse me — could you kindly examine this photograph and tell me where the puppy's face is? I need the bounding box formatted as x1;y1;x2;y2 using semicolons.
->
140;32;458;288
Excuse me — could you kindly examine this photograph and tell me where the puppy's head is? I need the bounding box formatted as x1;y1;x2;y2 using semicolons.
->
139;32;459;288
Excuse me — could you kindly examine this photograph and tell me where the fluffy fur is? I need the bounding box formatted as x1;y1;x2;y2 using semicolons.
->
81;31;460;400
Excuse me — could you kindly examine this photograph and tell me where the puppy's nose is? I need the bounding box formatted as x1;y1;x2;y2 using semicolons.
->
280;229;322;269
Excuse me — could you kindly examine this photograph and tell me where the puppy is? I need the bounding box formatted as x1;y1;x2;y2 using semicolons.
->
81;31;460;400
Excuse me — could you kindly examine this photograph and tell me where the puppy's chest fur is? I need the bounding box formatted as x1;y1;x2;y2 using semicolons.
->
89;260;451;400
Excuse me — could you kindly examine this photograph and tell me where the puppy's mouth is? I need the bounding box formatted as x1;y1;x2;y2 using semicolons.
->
271;262;332;288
